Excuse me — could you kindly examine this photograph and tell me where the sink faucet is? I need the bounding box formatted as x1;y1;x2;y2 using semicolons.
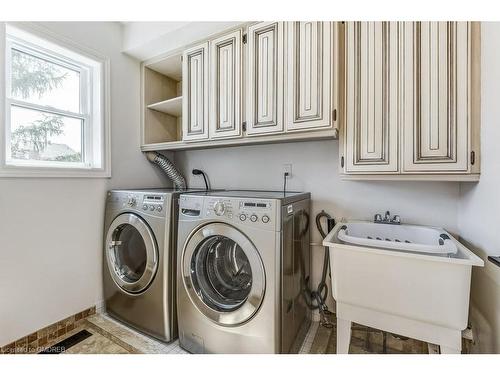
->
374;211;401;225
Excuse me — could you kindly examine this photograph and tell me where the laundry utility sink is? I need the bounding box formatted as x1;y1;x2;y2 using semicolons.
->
324;220;483;354
337;222;457;255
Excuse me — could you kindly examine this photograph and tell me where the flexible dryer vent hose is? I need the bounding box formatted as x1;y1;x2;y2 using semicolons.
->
145;151;187;191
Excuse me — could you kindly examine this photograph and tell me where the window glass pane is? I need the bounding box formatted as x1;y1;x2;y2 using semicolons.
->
10;106;83;164
10;48;80;113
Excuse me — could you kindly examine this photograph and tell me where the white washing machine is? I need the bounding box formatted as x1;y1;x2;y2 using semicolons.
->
103;188;200;342
177;190;311;353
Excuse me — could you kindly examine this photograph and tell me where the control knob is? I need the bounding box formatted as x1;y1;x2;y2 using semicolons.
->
213;201;226;216
262;215;270;223
250;214;258;222
239;214;247;221
126;196;136;207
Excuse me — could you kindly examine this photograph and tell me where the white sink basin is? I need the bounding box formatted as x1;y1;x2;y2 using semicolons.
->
337;222;457;255
324;220;483;354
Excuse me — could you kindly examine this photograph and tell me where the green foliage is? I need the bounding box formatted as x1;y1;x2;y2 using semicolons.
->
10;48;81;162
55;152;82;162
11;114;64;154
11;49;68;99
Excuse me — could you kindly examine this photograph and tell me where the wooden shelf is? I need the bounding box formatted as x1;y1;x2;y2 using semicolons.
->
147;53;182;81
147;96;182;117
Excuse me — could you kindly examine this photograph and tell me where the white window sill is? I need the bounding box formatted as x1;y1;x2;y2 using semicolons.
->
0;165;111;178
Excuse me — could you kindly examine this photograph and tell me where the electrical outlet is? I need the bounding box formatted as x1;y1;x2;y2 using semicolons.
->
283;164;292;178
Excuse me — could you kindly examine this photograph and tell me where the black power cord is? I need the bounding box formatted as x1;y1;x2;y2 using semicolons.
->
283;172;289;195
192;169;209;191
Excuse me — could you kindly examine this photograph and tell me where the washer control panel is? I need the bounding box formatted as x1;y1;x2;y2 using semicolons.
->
205;198;235;219
238;201;272;225
206;198;275;228
179;195;277;229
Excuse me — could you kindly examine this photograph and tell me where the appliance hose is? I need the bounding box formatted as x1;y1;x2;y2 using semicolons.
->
145;151;187;190
302;210;335;312
311;210;334;310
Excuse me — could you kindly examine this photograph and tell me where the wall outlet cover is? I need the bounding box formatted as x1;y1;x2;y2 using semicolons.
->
283;163;292;178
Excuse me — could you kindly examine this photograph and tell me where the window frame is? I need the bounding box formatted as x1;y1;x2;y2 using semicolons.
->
0;22;111;178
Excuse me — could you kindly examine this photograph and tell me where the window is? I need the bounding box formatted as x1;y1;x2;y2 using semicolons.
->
2;24;110;177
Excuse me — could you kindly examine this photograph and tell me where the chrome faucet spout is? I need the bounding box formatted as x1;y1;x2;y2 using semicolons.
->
374;211;401;225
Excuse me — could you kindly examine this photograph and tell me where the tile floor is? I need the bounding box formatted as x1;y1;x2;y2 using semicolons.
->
45;313;187;354
63;328;130;354
46;312;466;354
303;313;473;354
308;321;429;354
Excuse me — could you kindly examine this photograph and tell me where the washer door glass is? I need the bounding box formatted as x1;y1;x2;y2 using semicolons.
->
182;223;265;326
191;236;253;312
106;213;158;294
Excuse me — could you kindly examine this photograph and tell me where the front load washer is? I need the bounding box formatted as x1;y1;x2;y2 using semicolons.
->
103;188;200;342
177;190;311;353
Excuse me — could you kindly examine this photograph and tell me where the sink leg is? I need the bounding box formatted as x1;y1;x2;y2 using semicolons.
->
440;345;461;354
337;317;351;354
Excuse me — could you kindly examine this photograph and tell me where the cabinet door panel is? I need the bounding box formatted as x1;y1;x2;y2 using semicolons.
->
344;22;399;173
403;22;469;172
182;42;209;141
246;22;284;135
210;30;242;139
286;22;332;131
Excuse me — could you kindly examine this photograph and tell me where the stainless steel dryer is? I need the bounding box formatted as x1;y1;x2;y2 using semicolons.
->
177;190;311;353
103;188;199;342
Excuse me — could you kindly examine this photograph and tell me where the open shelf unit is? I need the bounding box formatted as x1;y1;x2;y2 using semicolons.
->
142;52;183;145
147;96;182;117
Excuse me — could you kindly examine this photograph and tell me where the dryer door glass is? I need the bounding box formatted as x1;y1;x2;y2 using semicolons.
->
106;213;158;294
111;224;147;282
191;236;252;312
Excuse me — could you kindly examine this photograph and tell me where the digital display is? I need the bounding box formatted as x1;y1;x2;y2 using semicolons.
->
244;202;256;207
145;195;163;201
256;203;267;208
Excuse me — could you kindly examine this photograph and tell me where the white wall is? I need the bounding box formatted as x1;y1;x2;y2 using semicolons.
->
174;140;461;310
121;22;242;61
0;22;171;346
458;22;500;354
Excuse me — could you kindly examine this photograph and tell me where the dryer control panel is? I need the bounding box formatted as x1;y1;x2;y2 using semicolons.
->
141;194;165;213
106;191;166;218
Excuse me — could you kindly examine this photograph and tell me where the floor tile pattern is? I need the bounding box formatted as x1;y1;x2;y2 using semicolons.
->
306;315;429;354
1;306;96;354
85;314;187;354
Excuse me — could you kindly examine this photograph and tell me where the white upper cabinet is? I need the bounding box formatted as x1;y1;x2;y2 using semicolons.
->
182;42;209;141
209;30;242;139
246;21;285;135
285;22;333;131
344;22;400;173
341;21;480;180
402;22;470;172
